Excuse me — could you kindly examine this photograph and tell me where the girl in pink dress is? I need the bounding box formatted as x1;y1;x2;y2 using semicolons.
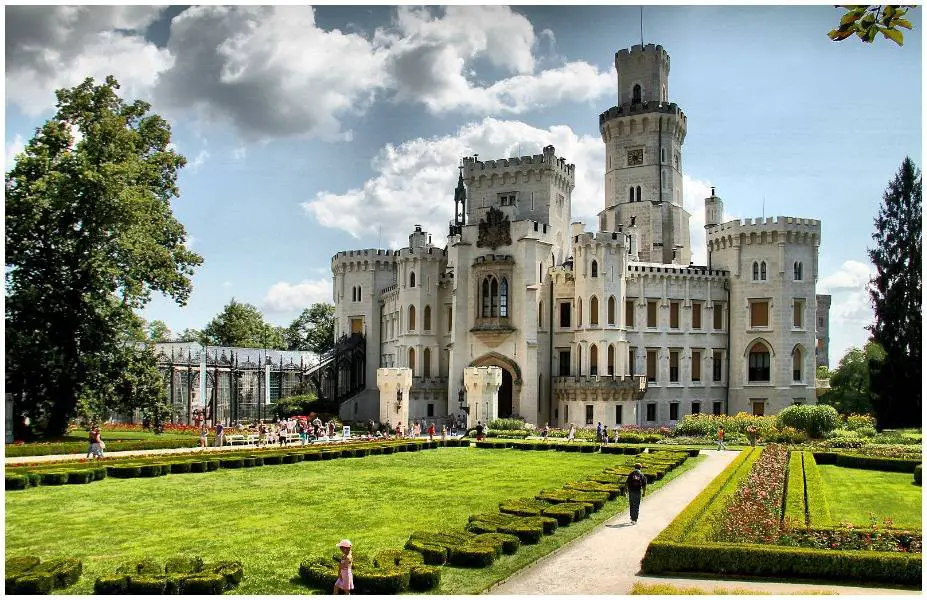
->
334;539;354;595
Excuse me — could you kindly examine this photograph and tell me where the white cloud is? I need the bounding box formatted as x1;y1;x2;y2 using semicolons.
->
183;235;196;249
817;260;873;294
5;6;172;115
232;147;247;161
302;118;604;246
5;135;25;167
263;278;333;313
188;149;210;173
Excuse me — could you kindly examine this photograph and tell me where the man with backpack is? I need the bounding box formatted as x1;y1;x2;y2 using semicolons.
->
626;463;647;525
475;421;485;441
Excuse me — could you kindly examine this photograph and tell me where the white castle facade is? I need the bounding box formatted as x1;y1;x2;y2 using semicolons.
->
331;44;825;428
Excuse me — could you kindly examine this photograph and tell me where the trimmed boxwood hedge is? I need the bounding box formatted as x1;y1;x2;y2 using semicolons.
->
6;474;28;490
39;471;69;485
5;556;83;594
784;451;806;525
181;573;225;594
188;461;208;473
802;452;832;526
915;464;922;485
67;469;95;484
97;556;241;595
169;462;192;474
138;464;163;477
813;452;921;473
220;457;244;469
93;574;129;594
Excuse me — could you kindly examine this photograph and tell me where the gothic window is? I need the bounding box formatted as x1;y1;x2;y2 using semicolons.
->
500;278;508;317
748;342;771;382
607;344;615;375
632;84;642;104
661;148;666;163
410;271;416;288
538;301;543;328
760;261;767;281
628;187;634;203
590;344;599;376
408;348;416;375
408;305;416;331
636;186;641;202
357;285;361;300
424;305;432;331
792;346;803;382
752;261;760;281
591;260;598;278
607;296;616;325
793;261;803;281
576;297;583;327
590;296;599;326
351;286;356;302
423;348;431;378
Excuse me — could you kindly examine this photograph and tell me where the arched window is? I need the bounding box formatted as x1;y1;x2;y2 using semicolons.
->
410;271;416;288
482;277;491;317
635;186;641;202
408;305;416;331
351;286;356;302
607;344;615;375
748;342;770;382
794;261;803;281
423;348;431;378
792;347;803;382
576;297;583;328
632;84;642;104
662;84;667;102
607;296;616;325
577;344;583;376
500;278;508;317
628;187;634;203
357;285;361;299
446;306;452;332
760;261;767;281
752;261;759;281
591;260;598;278
661;148;666;163
538;301;544;328
408;348;416;375
590;344;599;376
424;305;432;331
590;296;599;326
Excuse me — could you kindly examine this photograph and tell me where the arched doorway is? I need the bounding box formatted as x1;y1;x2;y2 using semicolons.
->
498;369;513;418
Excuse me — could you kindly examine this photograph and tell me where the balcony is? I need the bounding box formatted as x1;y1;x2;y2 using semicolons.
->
470;316;515;347
553;374;648;403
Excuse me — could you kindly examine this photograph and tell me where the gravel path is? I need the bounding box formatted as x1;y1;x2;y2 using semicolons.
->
488;449;918;595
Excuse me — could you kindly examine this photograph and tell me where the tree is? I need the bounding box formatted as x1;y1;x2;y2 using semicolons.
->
867;157;922;429
5;76;202;436
285;303;335;354
177;328;204;344
828;5;916;46
819;342;885;416
147;319;173;342
201;298;285;349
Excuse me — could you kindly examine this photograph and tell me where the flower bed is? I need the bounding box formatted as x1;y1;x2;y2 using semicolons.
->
714;444;789;544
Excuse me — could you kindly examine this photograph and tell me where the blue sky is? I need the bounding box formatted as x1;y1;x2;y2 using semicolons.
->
4;5;922;366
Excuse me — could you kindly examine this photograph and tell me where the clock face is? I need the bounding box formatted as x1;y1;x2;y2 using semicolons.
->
627;149;643;166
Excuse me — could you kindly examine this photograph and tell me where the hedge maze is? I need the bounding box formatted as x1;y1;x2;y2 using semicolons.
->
5;556;83;594
296;448;694;593
642;447;922;586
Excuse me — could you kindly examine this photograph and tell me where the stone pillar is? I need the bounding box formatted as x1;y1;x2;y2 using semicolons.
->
376;368;412;429
463;366;502;429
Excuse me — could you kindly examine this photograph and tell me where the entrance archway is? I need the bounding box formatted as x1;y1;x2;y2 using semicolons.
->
498;369;513;418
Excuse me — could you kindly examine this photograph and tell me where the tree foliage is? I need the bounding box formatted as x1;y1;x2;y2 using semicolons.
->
828;5;915;46
146;319;173;342
819;342;885;416
285;303;335;355
201;298;286;349
867;157;922;428
5;76;202;436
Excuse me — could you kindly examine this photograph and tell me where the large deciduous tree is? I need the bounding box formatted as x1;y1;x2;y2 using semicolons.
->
201;299;286;349
285;303;335;355
828;5;916;46
867;157;922;428
5;76;202;436
819;342;885;416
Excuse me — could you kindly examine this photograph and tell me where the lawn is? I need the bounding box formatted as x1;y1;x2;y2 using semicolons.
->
6;446;700;594
817;464;922;529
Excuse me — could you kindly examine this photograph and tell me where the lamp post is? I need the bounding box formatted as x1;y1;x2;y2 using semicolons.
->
396;388;403;413
457;387;469;415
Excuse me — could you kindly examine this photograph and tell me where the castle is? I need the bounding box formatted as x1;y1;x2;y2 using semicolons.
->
331;43;825;428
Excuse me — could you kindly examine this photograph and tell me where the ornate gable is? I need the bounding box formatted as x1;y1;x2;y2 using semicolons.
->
477;207;512;250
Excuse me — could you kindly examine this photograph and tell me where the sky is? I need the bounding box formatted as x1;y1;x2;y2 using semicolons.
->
3;4;923;367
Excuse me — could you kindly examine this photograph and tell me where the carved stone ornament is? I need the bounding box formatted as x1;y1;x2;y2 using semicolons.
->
477;206;512;250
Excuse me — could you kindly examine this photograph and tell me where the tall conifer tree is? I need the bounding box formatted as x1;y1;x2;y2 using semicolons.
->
867;157;922;428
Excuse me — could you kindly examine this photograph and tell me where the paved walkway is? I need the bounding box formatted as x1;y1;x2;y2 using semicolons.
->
488;450;919;596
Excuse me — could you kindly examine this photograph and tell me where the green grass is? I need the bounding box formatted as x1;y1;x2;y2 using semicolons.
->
5;447;701;594
817;464;922;529
630;582;832;595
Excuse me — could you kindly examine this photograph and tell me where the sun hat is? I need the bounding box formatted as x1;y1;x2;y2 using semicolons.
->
337;539;352;549
634;463;643;469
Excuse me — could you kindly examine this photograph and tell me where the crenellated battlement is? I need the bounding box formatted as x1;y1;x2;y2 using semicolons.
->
626;262;729;280
463;144;575;187
707;216;821;239
572;230;628;247
616;43;670;64
395;246;448;260
331;248;397;272
550;265;575;286
599;102;687;127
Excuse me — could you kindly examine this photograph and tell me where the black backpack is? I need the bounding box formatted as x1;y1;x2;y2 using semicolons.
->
627;471;645;491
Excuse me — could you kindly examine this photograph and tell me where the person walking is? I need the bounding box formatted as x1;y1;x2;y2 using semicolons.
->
567;423;576;442
596;421;603;443
716;426;728;451
626;462;647;525
199;423;209;449
258;420;267;448
333;539;354;595
441;424;447;440
427;422;435;441
87;426;104;459
475;421;485;441
215;422;225;447
602;424;609;446
542;423;550;439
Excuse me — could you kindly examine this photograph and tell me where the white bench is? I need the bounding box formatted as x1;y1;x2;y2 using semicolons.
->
224;434;258;446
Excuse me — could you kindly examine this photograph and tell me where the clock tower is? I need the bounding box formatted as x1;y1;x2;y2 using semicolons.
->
597;44;690;264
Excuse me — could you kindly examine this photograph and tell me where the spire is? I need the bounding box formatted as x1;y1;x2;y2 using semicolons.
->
454;164;467;226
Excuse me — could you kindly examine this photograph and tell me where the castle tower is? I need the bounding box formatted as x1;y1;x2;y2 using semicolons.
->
598;44;690;265
704;187;724;269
